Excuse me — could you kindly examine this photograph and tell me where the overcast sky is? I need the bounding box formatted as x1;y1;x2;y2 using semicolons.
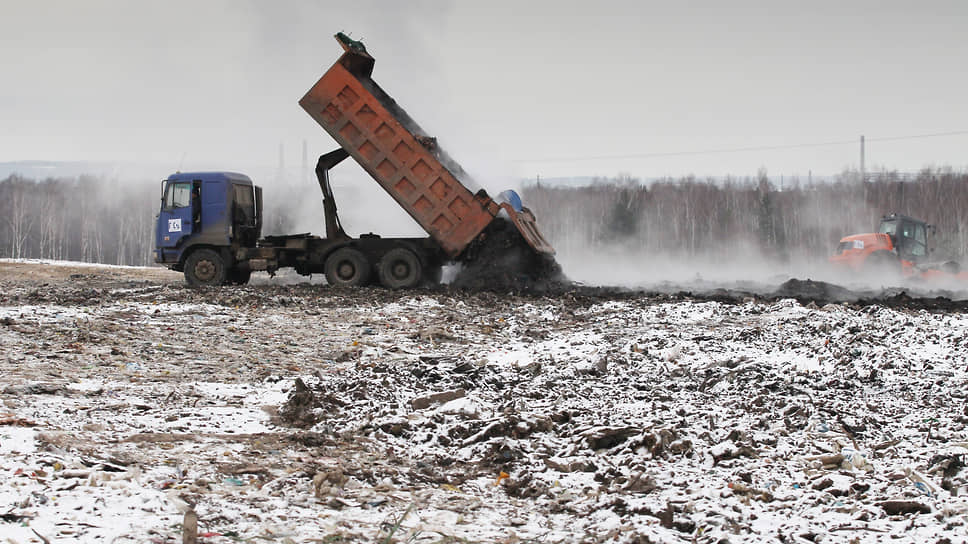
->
3;0;967;183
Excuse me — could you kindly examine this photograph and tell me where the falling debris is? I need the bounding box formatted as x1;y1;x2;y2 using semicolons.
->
452;219;566;292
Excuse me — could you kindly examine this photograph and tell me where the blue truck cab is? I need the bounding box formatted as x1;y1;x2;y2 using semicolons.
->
155;171;262;285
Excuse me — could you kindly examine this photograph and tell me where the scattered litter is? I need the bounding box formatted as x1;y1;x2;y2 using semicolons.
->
2;263;967;542
0;414;40;426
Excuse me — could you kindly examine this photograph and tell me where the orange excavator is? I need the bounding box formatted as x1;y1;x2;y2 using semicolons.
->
829;213;968;281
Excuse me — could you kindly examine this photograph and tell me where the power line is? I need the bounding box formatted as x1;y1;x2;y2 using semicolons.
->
866;129;968;142
516;139;855;163
515;130;968;164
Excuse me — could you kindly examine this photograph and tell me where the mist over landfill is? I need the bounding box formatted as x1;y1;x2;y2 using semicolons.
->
3;1;968;291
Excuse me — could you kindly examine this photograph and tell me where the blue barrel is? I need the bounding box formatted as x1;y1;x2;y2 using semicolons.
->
497;189;523;212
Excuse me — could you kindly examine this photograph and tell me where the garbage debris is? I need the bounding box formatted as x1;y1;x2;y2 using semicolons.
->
2;260;968;542
451;219;566;293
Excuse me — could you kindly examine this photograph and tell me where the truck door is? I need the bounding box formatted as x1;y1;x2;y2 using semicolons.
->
909;223;928;260
156;180;196;249
231;183;259;246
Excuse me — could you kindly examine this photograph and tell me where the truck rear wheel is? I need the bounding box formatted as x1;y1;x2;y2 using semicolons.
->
325;248;371;287
184;249;227;287
378;248;422;289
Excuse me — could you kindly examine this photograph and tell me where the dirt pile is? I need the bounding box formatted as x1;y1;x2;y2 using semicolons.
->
774;278;858;304
451;219;567;293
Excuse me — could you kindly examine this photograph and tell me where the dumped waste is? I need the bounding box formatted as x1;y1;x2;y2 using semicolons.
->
451;219;567;293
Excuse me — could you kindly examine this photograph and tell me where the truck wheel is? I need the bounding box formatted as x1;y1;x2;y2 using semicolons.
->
184;249;227;287
942;261;961;274
378;248;422;289
325;248;371;287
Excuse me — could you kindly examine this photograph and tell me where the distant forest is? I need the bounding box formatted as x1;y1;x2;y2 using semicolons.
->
0;175;158;266
523;168;968;263
1;168;967;267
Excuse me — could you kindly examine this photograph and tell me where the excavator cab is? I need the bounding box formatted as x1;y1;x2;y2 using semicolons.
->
877;214;930;263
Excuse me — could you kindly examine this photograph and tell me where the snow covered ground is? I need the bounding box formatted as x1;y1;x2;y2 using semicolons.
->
1;262;967;543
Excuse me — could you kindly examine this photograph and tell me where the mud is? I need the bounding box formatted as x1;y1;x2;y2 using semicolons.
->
3;257;967;314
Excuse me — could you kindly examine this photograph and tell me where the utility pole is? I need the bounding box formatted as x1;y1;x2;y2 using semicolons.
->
859;135;865;183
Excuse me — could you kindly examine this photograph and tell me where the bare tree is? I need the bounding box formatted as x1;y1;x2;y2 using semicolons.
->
2;177;37;259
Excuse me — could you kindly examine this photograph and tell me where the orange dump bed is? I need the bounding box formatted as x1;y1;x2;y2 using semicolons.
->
299;34;553;259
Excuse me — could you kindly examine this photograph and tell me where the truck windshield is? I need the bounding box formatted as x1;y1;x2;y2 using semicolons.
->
164;182;192;209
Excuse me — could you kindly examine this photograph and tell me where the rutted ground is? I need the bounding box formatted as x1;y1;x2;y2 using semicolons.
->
1;261;967;543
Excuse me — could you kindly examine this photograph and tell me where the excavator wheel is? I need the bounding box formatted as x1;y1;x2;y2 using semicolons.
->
184;249;227;287
325;247;371;287
378;248;422;289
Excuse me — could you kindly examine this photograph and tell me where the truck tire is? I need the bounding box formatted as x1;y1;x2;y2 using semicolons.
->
184;249;227;287
378;248;422;289
325;248;371;287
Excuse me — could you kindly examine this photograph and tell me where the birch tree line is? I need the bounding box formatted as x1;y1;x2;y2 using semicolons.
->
0;175;160;266
2;168;967;266
521;168;968;263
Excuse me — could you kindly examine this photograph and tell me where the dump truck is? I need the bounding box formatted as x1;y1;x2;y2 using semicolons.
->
154;33;555;288
829;213;968;281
